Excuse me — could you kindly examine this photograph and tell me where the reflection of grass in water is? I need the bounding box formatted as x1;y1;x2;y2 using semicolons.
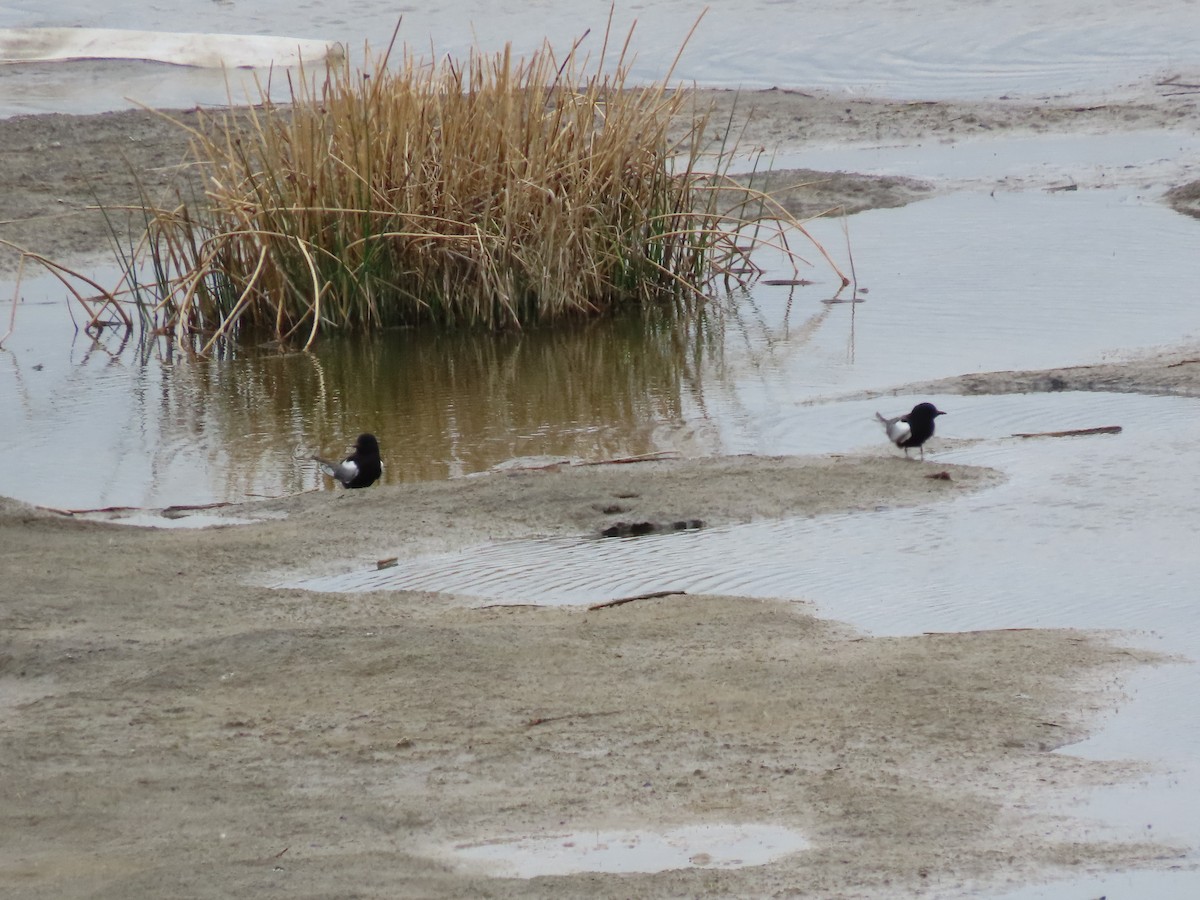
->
176;304;727;492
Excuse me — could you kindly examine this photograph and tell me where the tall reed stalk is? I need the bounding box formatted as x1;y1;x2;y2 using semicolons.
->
103;25;843;350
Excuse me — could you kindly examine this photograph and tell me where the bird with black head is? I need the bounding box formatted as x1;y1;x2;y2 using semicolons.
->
875;403;946;460
313;433;382;488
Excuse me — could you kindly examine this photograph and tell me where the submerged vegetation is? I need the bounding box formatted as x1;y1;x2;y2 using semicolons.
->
22;21;846;351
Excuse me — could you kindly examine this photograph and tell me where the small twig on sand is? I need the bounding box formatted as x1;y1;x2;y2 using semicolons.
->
46;501;235;517
923;627;1036;635
588;590;686;611
525;710;621;728
162;501;234;514
577;451;681;466
1166;358;1200;368
498;450;680;474
1012;426;1122;439
499;459;572;472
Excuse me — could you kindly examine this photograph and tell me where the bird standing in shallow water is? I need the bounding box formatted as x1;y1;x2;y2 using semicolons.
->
313;433;382;488
875;403;946;460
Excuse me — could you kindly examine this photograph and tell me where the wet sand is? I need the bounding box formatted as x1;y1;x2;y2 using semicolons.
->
0;456;1177;898
2;85;1199;897
3;81;1200;270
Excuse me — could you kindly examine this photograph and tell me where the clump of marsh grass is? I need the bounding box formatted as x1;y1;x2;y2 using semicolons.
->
102;23;846;350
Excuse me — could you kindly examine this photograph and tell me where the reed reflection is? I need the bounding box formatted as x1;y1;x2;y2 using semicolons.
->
173;305;731;497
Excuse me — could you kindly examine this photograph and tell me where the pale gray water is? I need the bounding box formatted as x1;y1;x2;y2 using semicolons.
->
3;0;1200;117
770;129;1200;191
448;823;809;877
4;183;1200;510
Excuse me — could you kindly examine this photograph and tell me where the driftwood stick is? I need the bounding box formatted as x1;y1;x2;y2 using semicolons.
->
46;500;236;517
588;590;686;611
162;501;234;514
500;450;680;474
1012;426;1122;439
525;710;621;728
923;627;1036;635
577;451;681;466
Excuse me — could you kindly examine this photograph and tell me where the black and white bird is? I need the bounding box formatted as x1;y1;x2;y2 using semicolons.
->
313;433;383;489
875;402;946;460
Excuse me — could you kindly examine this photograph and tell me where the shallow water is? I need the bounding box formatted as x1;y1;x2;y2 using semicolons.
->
448;823;808;877
3;0;1200;118
990;868;1200;900
0;286;727;508
294;390;1200;628
293;390;1200;890
4;184;1198;510
772;129;1200;191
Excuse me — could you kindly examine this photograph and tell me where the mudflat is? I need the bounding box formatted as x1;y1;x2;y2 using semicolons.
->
2;83;1198;897
0;455;1173;898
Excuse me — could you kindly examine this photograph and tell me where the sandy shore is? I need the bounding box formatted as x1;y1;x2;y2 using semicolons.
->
3;80;1200;269
2;85;1199;897
0;456;1174;898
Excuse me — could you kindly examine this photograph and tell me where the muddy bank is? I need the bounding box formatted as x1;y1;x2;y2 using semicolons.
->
1166;179;1200;219
3;82;1199;272
853;346;1200;403
0;454;1179;898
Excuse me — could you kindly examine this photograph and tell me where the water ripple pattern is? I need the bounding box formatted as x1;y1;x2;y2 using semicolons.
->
300;392;1200;642
3;0;1200;116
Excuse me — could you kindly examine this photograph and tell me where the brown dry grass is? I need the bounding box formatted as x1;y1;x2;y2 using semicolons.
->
39;21;847;350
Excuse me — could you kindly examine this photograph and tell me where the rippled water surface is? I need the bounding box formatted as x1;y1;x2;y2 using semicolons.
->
2;0;1200;117
295;391;1200;626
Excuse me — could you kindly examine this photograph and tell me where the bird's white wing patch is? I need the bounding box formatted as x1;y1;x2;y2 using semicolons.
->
886;419;912;447
333;460;359;484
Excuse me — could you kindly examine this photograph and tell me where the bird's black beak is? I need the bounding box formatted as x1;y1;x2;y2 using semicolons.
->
936;410;947;416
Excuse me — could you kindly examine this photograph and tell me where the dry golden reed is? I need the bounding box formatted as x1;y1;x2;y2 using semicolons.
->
97;22;844;350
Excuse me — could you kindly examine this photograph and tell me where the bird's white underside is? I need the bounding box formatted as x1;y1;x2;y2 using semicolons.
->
877;412;913;447
315;456;358;483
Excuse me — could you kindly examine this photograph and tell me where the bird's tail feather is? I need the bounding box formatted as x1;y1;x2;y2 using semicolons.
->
311;455;337;477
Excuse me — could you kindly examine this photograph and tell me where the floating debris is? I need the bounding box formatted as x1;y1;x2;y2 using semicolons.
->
1013;425;1122;438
